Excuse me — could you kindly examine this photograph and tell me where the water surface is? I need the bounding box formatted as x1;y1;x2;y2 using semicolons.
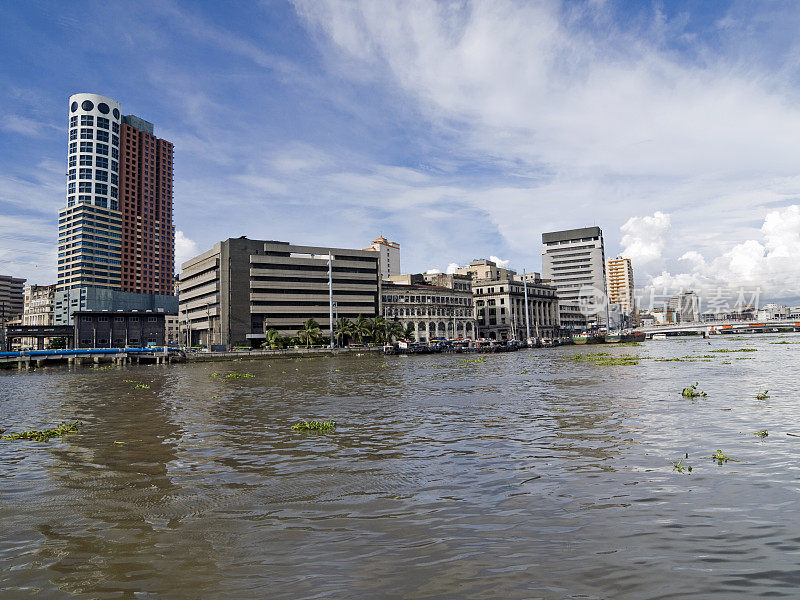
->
2;335;800;598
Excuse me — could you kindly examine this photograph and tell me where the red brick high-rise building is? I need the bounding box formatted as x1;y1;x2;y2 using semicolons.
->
119;115;175;295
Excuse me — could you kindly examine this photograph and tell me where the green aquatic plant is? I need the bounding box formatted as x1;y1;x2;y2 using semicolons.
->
754;430;768;438
671;459;692;473
613;341;643;347
458;357;486;364
520;369;528;374
593;356;640;366
712;449;740;464
708;348;757;353
1;420;81;442
133;384;151;389
210;372;220;378
756;390;769;400
681;383;707;398
291;420;336;432
223;372;254;379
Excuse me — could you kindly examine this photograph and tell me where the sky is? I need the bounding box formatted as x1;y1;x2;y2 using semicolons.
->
3;0;800;306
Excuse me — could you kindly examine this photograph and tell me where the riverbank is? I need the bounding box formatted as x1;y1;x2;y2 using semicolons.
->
185;346;382;362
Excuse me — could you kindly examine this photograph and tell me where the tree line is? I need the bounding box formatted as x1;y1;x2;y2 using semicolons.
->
261;315;416;349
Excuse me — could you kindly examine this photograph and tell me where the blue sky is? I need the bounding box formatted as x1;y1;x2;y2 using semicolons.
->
3;0;800;303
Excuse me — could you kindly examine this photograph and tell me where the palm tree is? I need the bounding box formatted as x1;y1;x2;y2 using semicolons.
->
387;320;404;342
371;315;388;344
261;328;283;350
402;324;416;341
353;315;371;345
297;318;322;348
334;317;353;347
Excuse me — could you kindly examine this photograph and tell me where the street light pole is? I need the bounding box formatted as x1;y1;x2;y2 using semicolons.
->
328;251;334;350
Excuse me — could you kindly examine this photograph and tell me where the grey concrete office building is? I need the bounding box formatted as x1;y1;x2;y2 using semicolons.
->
178;238;380;348
73;311;166;348
541;227;607;325
0;275;26;321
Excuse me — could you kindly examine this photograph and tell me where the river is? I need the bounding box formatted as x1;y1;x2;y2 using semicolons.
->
2;334;799;599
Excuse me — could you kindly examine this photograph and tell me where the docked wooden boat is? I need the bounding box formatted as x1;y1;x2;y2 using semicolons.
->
573;332;603;345
604;332;623;343
632;331;646;342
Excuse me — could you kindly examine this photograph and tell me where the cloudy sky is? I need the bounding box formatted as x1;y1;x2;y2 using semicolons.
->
2;0;800;303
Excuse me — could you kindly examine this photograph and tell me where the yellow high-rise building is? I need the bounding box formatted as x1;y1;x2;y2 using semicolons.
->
606;257;635;314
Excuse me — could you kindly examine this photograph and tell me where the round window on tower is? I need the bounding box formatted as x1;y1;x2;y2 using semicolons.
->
98;103;110;114
81;100;94;111
71;101;78;112
113;108;120;120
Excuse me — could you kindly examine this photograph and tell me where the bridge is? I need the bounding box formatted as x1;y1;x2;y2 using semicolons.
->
638;318;800;336
0;347;185;369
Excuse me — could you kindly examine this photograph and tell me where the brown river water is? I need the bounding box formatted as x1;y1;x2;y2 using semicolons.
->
1;334;800;599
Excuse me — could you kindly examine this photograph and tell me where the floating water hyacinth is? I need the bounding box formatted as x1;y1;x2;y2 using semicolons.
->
754;430;768;438
1;420;81;442
756;390;770;400
712;449;740;464
133;384;151;389
223;373;254;379
681;383;707;398
291;420;336;432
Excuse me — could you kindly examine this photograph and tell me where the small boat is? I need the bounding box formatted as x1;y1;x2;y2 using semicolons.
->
632;331;646;342
652;333;667;340
573;332;603;345
604;332;623;343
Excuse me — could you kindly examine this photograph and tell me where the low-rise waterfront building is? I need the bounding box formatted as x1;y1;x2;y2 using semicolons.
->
179;237;380;348
455;260;559;341
73;310;166;348
20;284;57;349
756;303;789;321
381;274;475;341
54;286;177;325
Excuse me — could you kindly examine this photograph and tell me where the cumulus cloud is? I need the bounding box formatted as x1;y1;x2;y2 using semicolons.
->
620;211;671;264
424;268;441;274
175;230;200;269
489;255;510;268
647;205;800;302
445;262;461;274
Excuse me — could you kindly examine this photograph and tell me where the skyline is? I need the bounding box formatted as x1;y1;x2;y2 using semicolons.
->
3;1;800;302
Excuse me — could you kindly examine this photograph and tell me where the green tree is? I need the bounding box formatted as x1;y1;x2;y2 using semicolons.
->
387;320;404;342
353;315;371;345
334;317;353;347
297;318;322;348
371;315;388;344
261;328;283;350
402;324;416;341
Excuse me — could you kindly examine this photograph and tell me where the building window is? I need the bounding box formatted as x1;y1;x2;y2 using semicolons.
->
95;183;107;194
129;316;139;322
95;170;108;182
96;156;108;169
79;141;92;153
81;114;94;125
68;169;76;181
96;130;109;143
112;134;119;146
110;186;117;198
112;122;119;133
69;129;77;141
79;195;91;204
97;102;110;115
79;182;92;193
78;168;92;179
111;147;118;159
79;154;92;166
97;116;109;129
111;160;118;171
96;143;108;156
110;199;118;210
80;128;93;140
68;155;76;167
110;173;118;185
81;316;92;322
70;115;78;126
68;182;76;193
69;142;77;154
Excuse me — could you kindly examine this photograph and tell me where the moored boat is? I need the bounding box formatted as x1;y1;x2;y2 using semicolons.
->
604;332;623;343
573;332;604;345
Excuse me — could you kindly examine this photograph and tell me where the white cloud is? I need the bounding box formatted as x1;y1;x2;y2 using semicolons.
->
175;230;200;269
424;268;441;274
445;262;460;274
620;211;671;264
293;0;800;298
647;205;800;301
489;255;510;268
